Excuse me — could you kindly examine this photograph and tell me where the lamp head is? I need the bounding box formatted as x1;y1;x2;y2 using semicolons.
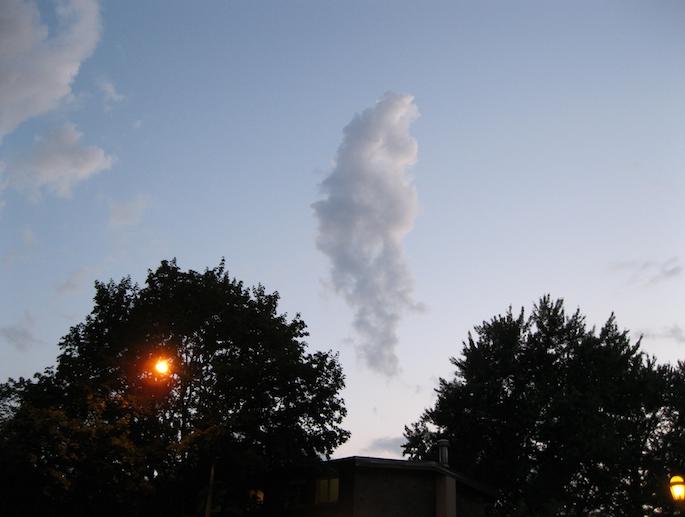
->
670;475;685;502
154;358;171;375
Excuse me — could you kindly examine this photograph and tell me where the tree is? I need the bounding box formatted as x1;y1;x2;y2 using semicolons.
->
403;296;684;516
0;259;349;516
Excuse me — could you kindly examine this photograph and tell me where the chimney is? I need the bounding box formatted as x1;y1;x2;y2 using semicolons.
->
435;439;456;517
437;439;449;467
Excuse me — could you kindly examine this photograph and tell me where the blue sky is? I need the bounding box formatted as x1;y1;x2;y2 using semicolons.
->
1;0;684;458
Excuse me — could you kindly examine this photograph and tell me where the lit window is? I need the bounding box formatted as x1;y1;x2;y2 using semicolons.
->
248;489;264;504
315;477;339;504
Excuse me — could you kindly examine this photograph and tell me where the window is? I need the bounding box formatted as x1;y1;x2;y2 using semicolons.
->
314;477;339;504
247;489;264;505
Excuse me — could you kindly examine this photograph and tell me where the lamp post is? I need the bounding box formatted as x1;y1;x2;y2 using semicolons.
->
146;355;214;516
147;356;215;515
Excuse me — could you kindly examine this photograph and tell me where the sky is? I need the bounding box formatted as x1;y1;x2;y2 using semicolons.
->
1;0;684;459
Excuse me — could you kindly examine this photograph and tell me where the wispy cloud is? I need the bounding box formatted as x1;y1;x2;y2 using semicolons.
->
21;226;36;247
640;325;685;344
0;312;42;351
313;92;421;376
99;79;124;111
56;265;97;295
609;257;682;286
365;436;405;456
1;226;37;264
109;194;148;228
6;123;112;198
0;0;102;140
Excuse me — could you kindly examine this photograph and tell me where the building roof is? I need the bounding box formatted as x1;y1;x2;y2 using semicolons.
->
327;456;497;498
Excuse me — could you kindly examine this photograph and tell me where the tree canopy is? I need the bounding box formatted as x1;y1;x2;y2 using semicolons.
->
0;259;349;516
404;296;685;517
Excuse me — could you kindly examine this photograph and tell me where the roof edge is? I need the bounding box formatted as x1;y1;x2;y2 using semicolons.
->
327;456;497;497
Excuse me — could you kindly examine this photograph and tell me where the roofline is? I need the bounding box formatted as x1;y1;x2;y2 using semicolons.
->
327;456;497;497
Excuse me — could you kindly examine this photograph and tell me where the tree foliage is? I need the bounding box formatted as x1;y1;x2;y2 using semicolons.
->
404;296;685;516
0;259;349;516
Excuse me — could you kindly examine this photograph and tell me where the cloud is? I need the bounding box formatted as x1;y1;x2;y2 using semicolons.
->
366;436;405;456
99;79;124;111
21;226;36;246
664;326;685;343
313;92;420;376
0;0;102;140
0;312;42;350
109;194;148;228
7;123;112;197
56;265;97;295
610;257;682;285
0;162;5;202
641;325;685;344
1;225;37;264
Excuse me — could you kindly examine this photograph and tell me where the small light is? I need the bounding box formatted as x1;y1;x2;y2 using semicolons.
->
248;489;264;504
670;475;685;502
154;358;170;375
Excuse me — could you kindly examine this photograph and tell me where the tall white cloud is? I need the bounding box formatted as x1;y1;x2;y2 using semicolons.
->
8;123;112;197
313;92;420;376
0;0;102;140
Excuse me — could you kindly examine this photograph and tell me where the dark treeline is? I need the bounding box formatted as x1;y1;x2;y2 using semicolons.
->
0;260;349;516
2;261;685;516
404;296;685;516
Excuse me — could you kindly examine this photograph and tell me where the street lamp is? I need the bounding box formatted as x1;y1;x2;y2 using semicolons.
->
671;475;685;503
154;358;171;375
147;355;212;516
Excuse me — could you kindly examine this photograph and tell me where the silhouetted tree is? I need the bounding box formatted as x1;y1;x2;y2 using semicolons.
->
0;259;349;516
404;296;684;516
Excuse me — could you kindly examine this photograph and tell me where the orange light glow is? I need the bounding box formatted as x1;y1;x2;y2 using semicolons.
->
671;475;685;502
154;358;170;375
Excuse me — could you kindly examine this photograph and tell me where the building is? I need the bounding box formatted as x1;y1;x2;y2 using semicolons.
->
266;441;494;517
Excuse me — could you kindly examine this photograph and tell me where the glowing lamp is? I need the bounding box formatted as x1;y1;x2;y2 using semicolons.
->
154;358;170;375
670;475;685;502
